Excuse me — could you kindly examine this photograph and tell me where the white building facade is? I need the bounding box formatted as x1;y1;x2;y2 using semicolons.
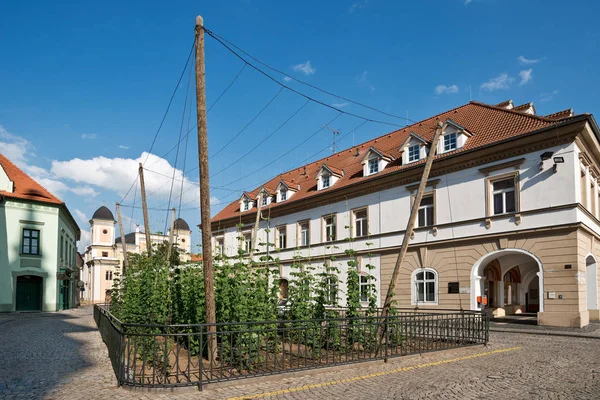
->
208;100;600;328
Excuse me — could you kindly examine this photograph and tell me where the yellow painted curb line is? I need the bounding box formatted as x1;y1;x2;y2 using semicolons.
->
227;346;522;400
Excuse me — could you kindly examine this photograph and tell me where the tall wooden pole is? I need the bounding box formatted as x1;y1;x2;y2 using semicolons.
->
167;208;176;263
376;121;445;355
116;202;128;276
138;163;152;255
195;15;217;361
250;191;264;258
380;121;445;318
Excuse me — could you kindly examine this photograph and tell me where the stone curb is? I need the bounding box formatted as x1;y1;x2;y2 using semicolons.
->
489;328;600;339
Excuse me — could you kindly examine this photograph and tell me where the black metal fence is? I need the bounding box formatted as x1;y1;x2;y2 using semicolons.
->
94;305;488;389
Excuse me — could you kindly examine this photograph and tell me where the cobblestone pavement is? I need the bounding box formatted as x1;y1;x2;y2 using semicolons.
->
1;307;599;399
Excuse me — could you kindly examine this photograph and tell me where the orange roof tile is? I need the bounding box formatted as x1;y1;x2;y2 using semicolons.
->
545;108;574;121
0;153;63;205
0;153;80;235
211;101;581;224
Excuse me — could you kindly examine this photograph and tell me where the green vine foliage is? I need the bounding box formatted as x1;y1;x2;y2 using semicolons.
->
110;232;382;371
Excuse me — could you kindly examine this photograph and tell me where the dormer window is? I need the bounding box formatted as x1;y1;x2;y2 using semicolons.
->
368;158;379;174
443;132;457;152
280;188;287;201
243;199;251;211
408;145;421;162
262;195;268;207
322;174;331;189
316;164;342;190
361;146;392;177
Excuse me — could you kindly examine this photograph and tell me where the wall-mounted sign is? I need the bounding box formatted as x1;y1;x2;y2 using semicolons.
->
548;292;556;299
448;282;460;294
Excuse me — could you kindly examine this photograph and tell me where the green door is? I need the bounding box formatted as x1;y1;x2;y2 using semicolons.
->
16;275;42;311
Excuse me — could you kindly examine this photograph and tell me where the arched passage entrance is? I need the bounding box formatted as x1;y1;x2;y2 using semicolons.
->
471;249;543;317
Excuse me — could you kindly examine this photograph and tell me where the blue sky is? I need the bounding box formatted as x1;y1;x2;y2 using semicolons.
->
2;0;599;252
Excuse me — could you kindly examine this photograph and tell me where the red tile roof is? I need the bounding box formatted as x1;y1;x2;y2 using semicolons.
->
545;108;574;121
211;101;581;223
0;153;63;205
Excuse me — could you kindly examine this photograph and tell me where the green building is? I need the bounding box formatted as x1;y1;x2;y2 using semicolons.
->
0;153;80;312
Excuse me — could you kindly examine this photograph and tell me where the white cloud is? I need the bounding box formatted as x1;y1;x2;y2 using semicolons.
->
435;84;459;95
78;229;90;252
292;61;316;76
0;125;30;167
50;152;200;204
540;90;559;102
518;55;541;65
73;209;88;225
81;134;97;140
480;73;514;91
118;145;129;149
465;0;472;4
210;196;220;205
357;71;375;92
349;0;368;13
332;102;349;108
283;76;292;82
518;69;533;86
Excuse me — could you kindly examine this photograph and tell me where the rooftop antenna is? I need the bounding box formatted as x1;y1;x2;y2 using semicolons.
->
326;126;340;154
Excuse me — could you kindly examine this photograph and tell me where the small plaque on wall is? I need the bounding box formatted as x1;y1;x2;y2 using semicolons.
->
448;282;460;294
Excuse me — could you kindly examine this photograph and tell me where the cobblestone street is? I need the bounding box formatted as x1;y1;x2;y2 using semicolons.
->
1;307;599;399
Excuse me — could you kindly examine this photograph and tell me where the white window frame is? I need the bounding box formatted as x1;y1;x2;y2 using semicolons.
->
298;221;310;247
443;132;457;152
368;157;379;175
215;237;225;255
353;208;368;238
262;194;268;207
323;214;336;242
411;268;438;305
491;176;517;215
243;233;252;253
242;198;251;211
325;276;338;305
359;274;370;303
417;194;434;227
280;188;287;201
322;173;331;189
408;145;420;162
277;225;287;249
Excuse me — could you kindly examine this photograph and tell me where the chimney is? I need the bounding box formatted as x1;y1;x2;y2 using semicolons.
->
355;148;360;157
303;166;307;175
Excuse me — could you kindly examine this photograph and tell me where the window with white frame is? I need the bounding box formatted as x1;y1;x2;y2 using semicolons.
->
298;221;310;246
408;145;420;162
443;132;457;152
262;194;268;207
322;173;331;189
359;275;369;302
323;215;336;242
280;188;287;201
368;158;379;175
492;177;516;215
414;269;437;304
417;195;434;227
354;208;368;237
277;225;287;249
216;238;224;255
325;277;338;305
242;198;251;211
244;234;252;253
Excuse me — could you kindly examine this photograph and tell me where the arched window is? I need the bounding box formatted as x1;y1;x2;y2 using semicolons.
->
412;268;438;305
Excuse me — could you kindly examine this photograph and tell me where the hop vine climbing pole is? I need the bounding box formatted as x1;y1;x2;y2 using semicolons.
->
194;15;218;364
